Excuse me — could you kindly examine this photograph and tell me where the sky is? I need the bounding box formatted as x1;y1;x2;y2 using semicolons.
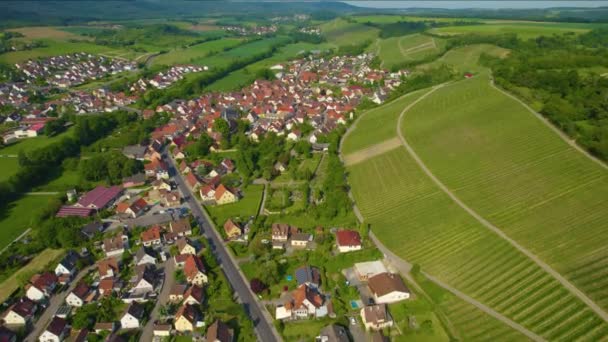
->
344;1;608;9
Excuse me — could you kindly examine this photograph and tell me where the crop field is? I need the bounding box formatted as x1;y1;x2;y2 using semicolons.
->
151;38;244;66
347;148;608;340
341;88;428;155
0;40;126;64
428;22;601;39
194;36;290;70
7;26;89;41
0;158;19;182
320;18;379;47
402;76;608;312
206;184;263;226
418;44;510;74
0;195;60;250
0;248;64;303
372;33;445;69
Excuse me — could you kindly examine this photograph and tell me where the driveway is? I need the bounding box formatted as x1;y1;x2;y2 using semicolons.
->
140;259;176;342
24;265;95;342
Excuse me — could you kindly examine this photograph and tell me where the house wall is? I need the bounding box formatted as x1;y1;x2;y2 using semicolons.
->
217;192;237;205
174;317;194;332
26;287;46;302
180;245;196;255
66;293;83;307
120;315;140;329
4;311;26;326
338;245;362;253
375;291;410;304
38;331;61;342
188;273;208;286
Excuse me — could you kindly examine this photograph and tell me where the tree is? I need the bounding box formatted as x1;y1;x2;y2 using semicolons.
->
250;278;267;294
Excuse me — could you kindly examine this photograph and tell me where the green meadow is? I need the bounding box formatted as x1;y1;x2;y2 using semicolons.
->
429;22;602;39
151;38;245;66
320;18;379;47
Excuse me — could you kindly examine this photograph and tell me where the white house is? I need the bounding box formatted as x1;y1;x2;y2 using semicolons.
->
360;304;393;331
335;229;362;253
54;251;79;279
26;273;58;302
131;265;156;295
39;316;69;342
3;298;36;327
120;303;145;329
367;273;410;304
65;283;91;307
135;248;157;266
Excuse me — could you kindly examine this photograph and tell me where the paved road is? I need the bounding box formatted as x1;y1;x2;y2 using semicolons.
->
162;152;281;342
25;265;95;342
140;259;176;342
395;79;608;323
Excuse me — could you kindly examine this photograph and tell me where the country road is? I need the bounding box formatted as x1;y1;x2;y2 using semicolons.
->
162;151;281;342
396;78;608;323
25;265;95;342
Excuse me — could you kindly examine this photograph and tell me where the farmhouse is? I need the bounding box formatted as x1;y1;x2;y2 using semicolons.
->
335;229;362;253
367;273;410;304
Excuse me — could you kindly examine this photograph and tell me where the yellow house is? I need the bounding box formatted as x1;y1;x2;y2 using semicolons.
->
223;219;242;240
174;305;199;332
184;255;208;286
214;184;238;205
177;237;197;255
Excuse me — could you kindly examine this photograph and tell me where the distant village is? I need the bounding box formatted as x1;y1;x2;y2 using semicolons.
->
220;25;278;36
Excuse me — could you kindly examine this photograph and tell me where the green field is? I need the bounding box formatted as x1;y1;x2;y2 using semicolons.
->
372;33;445;69
320;18;379;47
0;195;60;250
206;184;263;226
0;40;128;64
351;15;484;24
0;158;19;182
0;248;64;303
418;44;510;74
402;76;608;312
429;22;601;39
341;88;428;155
348;148;608;340
0;127;74;155
151;38;244;66
193;36;290;70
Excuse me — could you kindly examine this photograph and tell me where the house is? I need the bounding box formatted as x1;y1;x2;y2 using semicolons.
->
295;265;321;289
206;320;234;342
274;162;287;173
173;254;189;268
223;219;242;240
335;229;362;253
97;258;119;279
122;145;148;160
174;304;201;332
135;247;157;266
98;278;117;297
353;261;387;281
287;130;301;141
185;172;202;190
103;235;128;258
145;157;169;180
66;283;92;307
80;221;104;239
316;324;349;342
54;251;79;280
361;304;393;331
122;173;146;188
271;223;297;242
214;184;238;205
3;298;37;327
75;185;122;210
184;255;208;286
281;284;326;319
176;237;197;255
131;265;156;295
183;285;204;305
26;272;58;302
152;179;172;191
141;225;162;246
169;284;187;303
367;273;410;304
93;322;115;334
0;326;16;341
199;184;216;202
153;323;172;337
39;316;69;342
120;302;145;329
116;197;148;218
161;191;181;207
291;233;312;248
170;218;192;236
220;158;235;173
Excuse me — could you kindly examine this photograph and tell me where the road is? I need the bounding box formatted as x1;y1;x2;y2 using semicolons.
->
140;258;176;342
25;265;95;342
162;151;281;342
395;79;608;324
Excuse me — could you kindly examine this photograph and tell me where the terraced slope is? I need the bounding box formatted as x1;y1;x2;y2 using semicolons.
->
347;148;608;340
402;76;608;314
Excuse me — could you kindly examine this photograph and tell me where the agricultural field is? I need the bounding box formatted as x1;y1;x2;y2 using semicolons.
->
0;248;64;303
7;26;89;41
206;184;264;226
151;37;244;66
341;88;428;155
418;44;510;74
320;18;379;47
0;39;128;64
194;36;290;70
402;76;608;311
0;158;19;182
429;22;603;39
347;147;608;340
0;195;60;250
372;33;445;69
350;15;485;24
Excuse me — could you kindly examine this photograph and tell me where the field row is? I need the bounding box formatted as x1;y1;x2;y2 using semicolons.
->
347;148;608;340
401;77;608;311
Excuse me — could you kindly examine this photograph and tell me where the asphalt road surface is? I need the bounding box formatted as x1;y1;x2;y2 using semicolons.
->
162;152;280;342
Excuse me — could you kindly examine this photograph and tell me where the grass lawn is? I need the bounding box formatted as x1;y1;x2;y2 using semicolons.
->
0;39;127;64
371;34;444;69
341;88;428;155
347;147;607;340
34;168;82;192
206;184;264;226
265;211;358;231
0;248;64;303
0;195;60;250
403;75;608;313
428;22;603;39
151;37;244;66
0;158;19;182
281;319;336;341
0;127;74;155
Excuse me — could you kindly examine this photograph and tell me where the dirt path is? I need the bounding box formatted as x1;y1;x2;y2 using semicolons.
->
397;79;608;324
343;137;401;166
369;231;544;342
490;80;607;171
